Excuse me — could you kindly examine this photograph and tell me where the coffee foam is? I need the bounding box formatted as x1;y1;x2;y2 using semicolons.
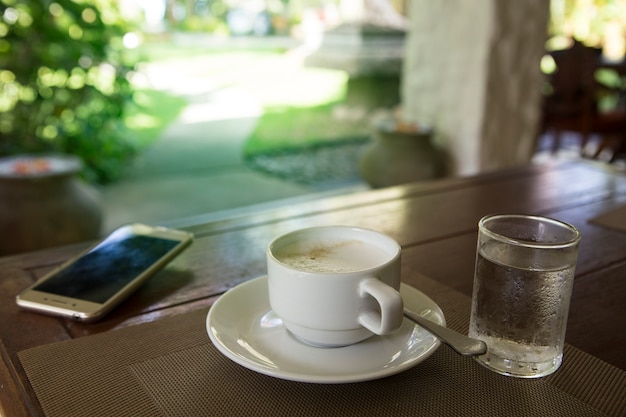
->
276;239;389;273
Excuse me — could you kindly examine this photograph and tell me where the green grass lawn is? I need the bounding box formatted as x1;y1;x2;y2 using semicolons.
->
244;104;371;155
128;40;369;156
125;89;188;148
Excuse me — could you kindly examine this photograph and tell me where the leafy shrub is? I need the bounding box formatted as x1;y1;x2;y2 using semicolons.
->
0;0;137;183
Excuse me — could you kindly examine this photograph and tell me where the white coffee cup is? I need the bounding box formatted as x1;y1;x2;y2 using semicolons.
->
267;226;404;347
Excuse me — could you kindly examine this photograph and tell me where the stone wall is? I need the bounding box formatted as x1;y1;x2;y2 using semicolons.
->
401;0;550;176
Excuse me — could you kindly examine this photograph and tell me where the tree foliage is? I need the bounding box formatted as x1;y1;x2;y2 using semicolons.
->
0;0;137;183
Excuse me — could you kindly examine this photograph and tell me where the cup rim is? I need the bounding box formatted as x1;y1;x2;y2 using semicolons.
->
479;214;581;249
267;225;401;275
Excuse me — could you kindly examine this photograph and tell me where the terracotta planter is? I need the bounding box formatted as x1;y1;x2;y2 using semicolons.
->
358;121;446;188
0;155;102;255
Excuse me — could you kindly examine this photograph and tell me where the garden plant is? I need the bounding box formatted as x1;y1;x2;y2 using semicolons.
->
0;0;136;183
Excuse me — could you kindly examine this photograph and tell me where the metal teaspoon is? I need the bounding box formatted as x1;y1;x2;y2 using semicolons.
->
403;308;487;356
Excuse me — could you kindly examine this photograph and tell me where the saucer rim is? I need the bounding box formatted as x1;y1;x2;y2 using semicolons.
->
207;276;444;383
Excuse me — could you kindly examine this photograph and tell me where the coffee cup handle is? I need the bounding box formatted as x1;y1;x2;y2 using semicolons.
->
358;278;404;335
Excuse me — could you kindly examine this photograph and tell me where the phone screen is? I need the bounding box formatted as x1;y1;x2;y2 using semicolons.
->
33;234;180;304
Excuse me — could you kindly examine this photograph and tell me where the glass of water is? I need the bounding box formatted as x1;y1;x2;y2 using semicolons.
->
469;214;581;378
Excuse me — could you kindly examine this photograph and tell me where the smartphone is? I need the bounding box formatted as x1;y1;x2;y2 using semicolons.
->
16;223;193;322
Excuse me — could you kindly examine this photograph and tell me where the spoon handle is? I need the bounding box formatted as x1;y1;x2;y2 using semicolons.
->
403;308;487;357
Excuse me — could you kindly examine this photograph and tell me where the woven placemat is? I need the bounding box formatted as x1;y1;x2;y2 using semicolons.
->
589;203;626;233
19;277;626;417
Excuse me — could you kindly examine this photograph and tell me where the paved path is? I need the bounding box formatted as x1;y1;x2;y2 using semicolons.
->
99;66;367;233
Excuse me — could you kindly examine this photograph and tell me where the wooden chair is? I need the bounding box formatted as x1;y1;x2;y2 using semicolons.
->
590;63;626;162
539;40;626;161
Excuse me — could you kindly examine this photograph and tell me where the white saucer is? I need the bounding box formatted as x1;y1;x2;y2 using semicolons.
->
206;276;444;383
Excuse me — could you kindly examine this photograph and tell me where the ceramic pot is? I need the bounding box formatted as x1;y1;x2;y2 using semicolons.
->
0;155;102;255
358;121;446;188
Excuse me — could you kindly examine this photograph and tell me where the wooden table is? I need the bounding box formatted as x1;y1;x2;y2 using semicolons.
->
1;160;625;416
